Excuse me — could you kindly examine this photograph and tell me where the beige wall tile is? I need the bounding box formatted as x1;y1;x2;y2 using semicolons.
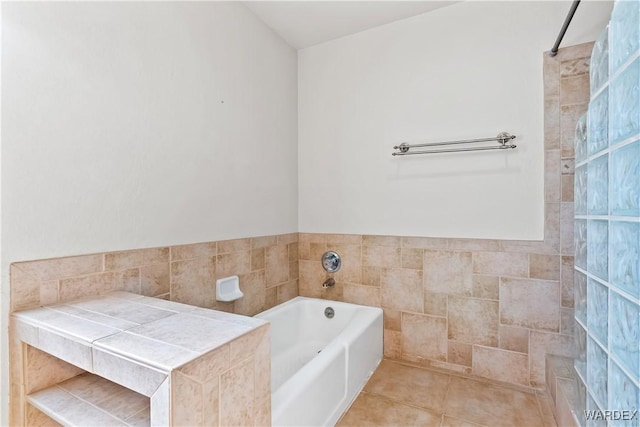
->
277;280;298;304
401;248;423;270
561;256;574;308
170;257;216;308
229;326;267;366
543;54;560;97
424;291;448;317
170;242;217;262
529;331;575;385
25;346;83;394
384;309;401;331
499;325;529;354
560;308;575;336
472;275;499;300
178;345;230;383
529;254;561;281
235;271;266;316
401;237;448;249
11;265;41;311
545;149;561;202
140;263;170;296
362;266;381;286
220;358;255;426
251;235;277;249
473;252;529;277
10;381;24;427
562;174;574;202
381;268;423;313
253;326;271;401
401;312;447;362
58;271;129;302
472;345;529;386
321;280;343;301
544;97;560;150
265;286;277;310
202;381;220;427
363;235;401;247
298;242;311;260
560;74;590;105
309;242;328;261
216;251;251;279
39;281;59;306
448;296;499;346
172;372;203;426
298;260;323;298
105;248;168;270
343;284;380;307
384;329;401;359
298;233;326;244
324;233;360;246
448;341;472;367
289;261;299;280
560;56;589;77
25;404;61;426
217;238;251;254
544;203;561;252
254;395;271;427
424;250;472;295
288;242;299;262
332;244;362;283
118;268;142;295
560;202;575;256
251;248;265;271
560;104;587;158
362;245;401;268
500;277;560;332
14;254;103;282
447;239;500;252
498;240;557;255
277;233;299;245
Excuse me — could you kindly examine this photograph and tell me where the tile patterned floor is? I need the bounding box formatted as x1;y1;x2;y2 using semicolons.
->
338;359;557;427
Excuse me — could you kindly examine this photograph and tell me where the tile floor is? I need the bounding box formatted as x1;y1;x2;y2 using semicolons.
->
338;359;557;427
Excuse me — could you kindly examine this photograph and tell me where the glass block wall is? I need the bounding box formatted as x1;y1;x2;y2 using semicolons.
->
574;0;640;425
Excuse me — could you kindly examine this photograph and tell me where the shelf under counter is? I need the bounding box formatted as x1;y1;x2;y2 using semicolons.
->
27;372;150;427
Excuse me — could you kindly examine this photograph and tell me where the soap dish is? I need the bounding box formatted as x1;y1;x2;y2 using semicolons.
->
216;276;243;302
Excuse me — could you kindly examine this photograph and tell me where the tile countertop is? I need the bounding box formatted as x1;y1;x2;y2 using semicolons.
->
12;291;268;395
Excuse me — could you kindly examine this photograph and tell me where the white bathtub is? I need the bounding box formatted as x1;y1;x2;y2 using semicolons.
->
255;296;383;426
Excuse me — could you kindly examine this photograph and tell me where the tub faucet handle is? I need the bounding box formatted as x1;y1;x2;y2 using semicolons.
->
322;278;335;289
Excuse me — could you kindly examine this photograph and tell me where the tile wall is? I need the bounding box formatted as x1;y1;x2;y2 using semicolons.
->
297;42;595;388
574;0;640;424
9;233;299;315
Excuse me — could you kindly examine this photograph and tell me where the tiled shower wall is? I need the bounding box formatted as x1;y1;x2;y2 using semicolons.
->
574;0;640;424
298;42;595;388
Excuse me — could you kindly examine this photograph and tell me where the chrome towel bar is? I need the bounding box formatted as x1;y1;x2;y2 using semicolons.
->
392;132;517;156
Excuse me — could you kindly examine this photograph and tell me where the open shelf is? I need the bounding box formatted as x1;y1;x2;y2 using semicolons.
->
27;372;150;427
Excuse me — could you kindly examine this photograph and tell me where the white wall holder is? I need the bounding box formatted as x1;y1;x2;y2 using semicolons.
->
215;276;243;302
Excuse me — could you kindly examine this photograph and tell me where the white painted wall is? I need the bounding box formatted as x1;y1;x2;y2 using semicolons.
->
298;0;612;240
1;2;297;423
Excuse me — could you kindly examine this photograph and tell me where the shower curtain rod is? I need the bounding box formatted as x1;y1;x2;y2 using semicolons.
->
550;0;581;57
